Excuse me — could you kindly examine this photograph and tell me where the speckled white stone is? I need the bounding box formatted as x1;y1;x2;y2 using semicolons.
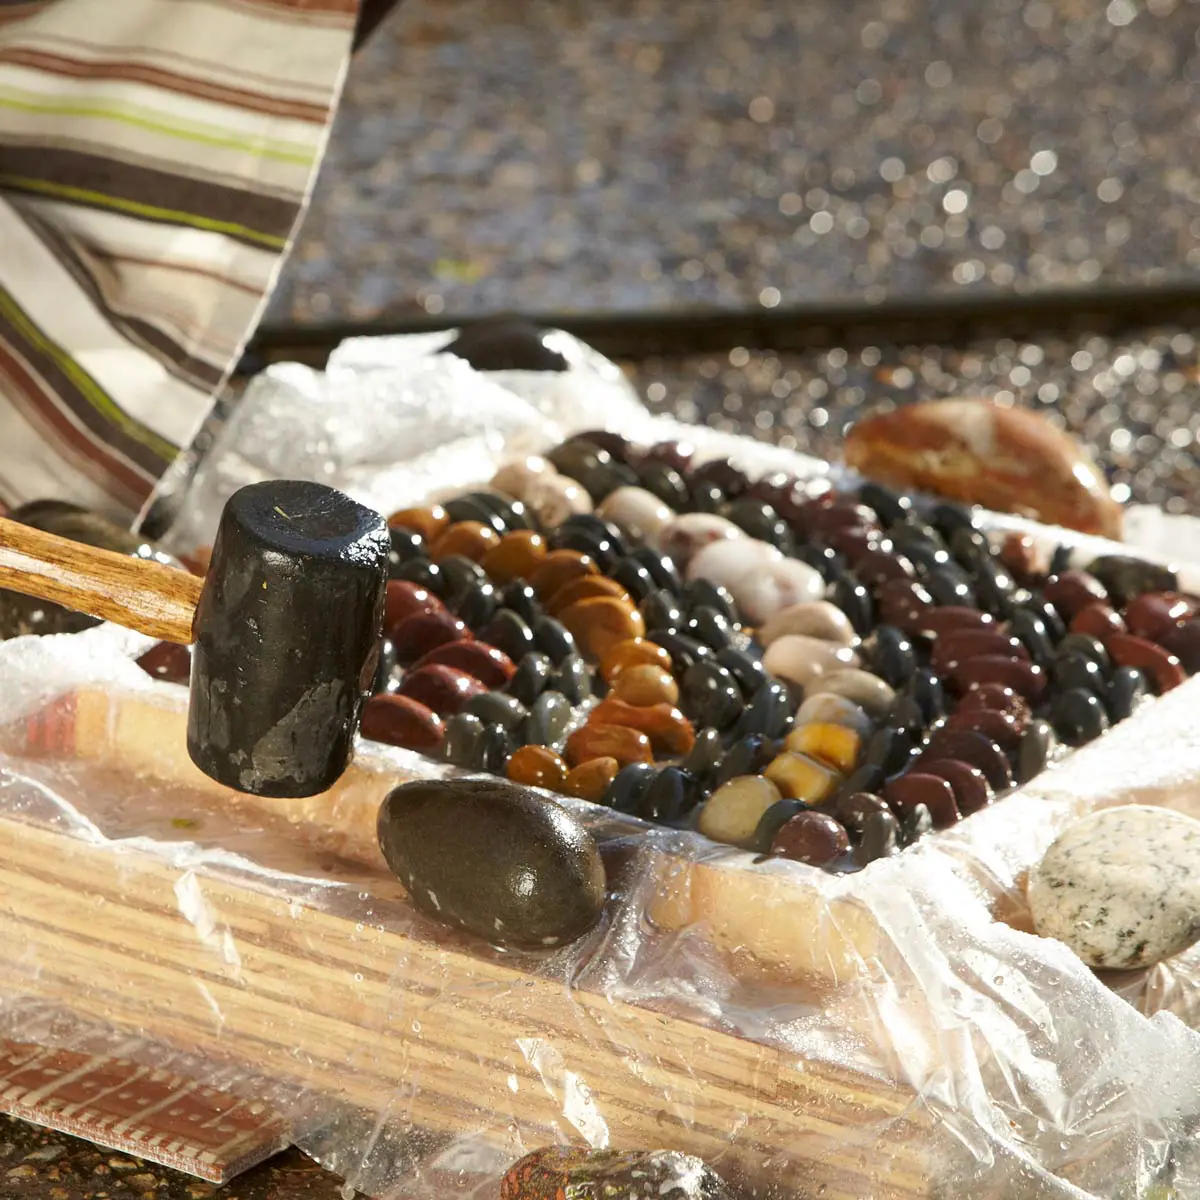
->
1028;805;1200;970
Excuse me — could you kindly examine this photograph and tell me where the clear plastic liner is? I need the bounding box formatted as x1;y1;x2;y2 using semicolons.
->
5;338;1200;1198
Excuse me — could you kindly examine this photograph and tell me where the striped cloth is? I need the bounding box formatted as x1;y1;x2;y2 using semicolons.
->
0;0;361;523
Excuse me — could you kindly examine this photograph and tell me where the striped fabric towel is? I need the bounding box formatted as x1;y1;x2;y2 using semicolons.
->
0;0;361;523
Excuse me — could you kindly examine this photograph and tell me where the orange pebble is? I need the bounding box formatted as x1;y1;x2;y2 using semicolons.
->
563;756;620;802
565;723;653;768
588;697;695;755
559;597;647;662
388;504;449;542
763;752;841;803
506;744;569;792
429;520;501;562
529;550;599;599
611;663;680;707
600;638;674;683
481;530;548;583
545;575;630;616
784;722;862;774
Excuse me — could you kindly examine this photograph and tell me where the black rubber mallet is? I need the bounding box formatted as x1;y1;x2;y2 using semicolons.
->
0;480;389;798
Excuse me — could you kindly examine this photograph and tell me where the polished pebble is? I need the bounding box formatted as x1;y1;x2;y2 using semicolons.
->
862;724;917;776
866;625;915;689
384;579;443;636
1043;571;1109;620
640;588;684;635
770;810;849;867
588;697;696;755
913;758;992;816
735;558;827;625
794;693;872;735
733;679;794;738
137;641;192;684
715;646;768;697
563;756;621;803
553;654;592;704
508;652;556;706
1105;633;1186;694
429;520;501;563
565;723;653;768
390;610;473;667
829;791;890;839
698;774;783;847
610;557;657;602
604;762;658;815
948;656;1047;702
639;766;697;822
481;531;547;584
854;810;901;865
1123;592;1195;642
657;513;745;568
480;609;537;662
957;683;1030;729
525;690;574;747
398;664;487;717
1016;719;1056;785
763;752;840;803
930;629;1028;672
680;661;744;731
785;722;861;774
1106;667;1150;722
530;550;600;600
361;693;445;754
525;474;593;528
490;455;555;503
600;637;674;682
1070;603;1126;641
465;691;528;732
762;635;859;691
883;773;960;829
1087;557;1178;607
387;504;449;543
921;728;1013;792
758;600;856;647
612;662;679;707
559;596;646;662
442;712;485;767
532;615;578;664
501;580;542;625
545;574;629;616
1050;687;1110;747
816;669;896;717
506;744;569;791
711;733;773;788
1159;621;1200;675
595;486;675;546
945;707;1023;750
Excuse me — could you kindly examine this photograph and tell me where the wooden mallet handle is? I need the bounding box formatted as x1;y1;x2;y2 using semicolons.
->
0;517;203;645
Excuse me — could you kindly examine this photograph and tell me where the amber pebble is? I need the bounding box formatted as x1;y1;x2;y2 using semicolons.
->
957;683;1031;730
388;504;449;542
612;663;680;707
916;606;997;638
530;549;600;599
600;637;674;683
410;640;516;689
785;722;861;774
770;810;850;866
918;758;992;816
930;629;1028;672
588;697;695;755
1124;592;1196;641
945;707;1022;749
559;596;646;662
545;574;629;615
391;609;472;666
137;641;191;683
361;693;445;753
507;744;569;791
1070;602;1126;640
883;773;960;829
948;655;1047;701
481;530;548;583
763;752;840;803
1044;570;1108;620
562;757;621;802
1105;632;1186;693
429;520;501;563
397;664;487;717
384;579;443;637
565;723;653;768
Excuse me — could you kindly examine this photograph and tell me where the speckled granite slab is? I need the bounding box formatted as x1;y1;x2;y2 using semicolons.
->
272;0;1200;325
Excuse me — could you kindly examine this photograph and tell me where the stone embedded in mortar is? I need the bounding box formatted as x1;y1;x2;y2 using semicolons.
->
500;1145;733;1200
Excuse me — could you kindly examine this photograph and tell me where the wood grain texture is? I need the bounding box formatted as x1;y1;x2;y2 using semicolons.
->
0;519;201;644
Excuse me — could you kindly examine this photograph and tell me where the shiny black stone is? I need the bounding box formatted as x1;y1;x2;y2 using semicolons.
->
924;564;977;609
638;461;691;509
716;646;768;697
733;678;793;738
683;578;738;623
830;574;874;635
439;555;488;608
929;502;979;542
889;531;951;575
684;606;735;652
476;722;514;774
392;555;446;597
829;789;889;839
898;802;934;848
720;499;792;550
579;460;639;503
442;712;485;768
948;526;990;568
680;662;743;731
557;512;626;547
1016;719;1055;784
905;668;946;725
445;321;568;372
553;653;592;704
508;651;555;705
1105;666;1149;723
1008;609;1055;666
854;810;900;865
689;459;749;499
867;625;916;689
532;615;577;664
1050;688;1110;747
1052;651;1106;697
972;557;1017;617
481;609;536;662
1057;633;1112;674
639;766;698;823
549;524;620;570
465;691;528;731
640;588;684;635
604;762;657;815
885;695;926;738
1087;555;1178;606
793;541;842;580
611;556;656;602
655;631;714;674
524;690;573;746
858;482;912;527
1049;545;1074;575
863;725;915;776
373;637;399;694
387;526;426;574
751;798;811;853
1021;594;1066;643
547;440;607;481
629;547;683;594
681;727;724;783
500;581;542;626
454;580;500;628
690;481;726;513
472;491;533;532
443;494;508;534
712;734;773;788
831;763;887;804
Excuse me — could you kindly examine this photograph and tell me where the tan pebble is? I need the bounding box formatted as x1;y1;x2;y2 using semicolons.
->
611;663;680;707
697;775;783;847
600;638;674;682
759;601;858;647
795;693;873;734
817;669;897;717
563;756;620;802
763;752;841;803
785;722;862;774
762;635;860;689
491;455;556;500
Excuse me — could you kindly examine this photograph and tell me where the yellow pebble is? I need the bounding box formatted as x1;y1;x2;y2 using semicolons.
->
784;722;862;774
763;752;840;803
697;775;782;847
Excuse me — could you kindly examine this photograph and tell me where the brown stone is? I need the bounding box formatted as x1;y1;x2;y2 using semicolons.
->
1159;619;1200;673
1069;602;1126;640
558;596;646;661
919;728;1013;792
1106;632;1187;693
529;549;600;599
480;530;548;583
410;640;516;689
956;682;1031;729
914;605;997;638
588;697;695;755
917;758;993;815
948;655;1047;701
876;578;934;632
397;664;488;717
930;629;1028;672
785;722;862;773
944;707;1022;749
361;694;445;754
387;504;449;542
565;723;653;768
507;745;569;792
883;773;960;829
562;756;620;801
136;641;191;684
611;663;680;707
384;579;444;638
770;810;850;866
1044;570;1109;620
600;637;674;682
1124;592;1196;642
429;520;501;562
390;609;472;666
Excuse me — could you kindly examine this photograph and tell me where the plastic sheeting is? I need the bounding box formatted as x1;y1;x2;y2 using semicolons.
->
1;335;1200;1199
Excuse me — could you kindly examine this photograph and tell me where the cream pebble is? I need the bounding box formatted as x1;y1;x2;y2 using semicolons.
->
816;669;896;716
762;635;860;689
525;474;593;528
697;775;783;847
596;486;676;546
685;536;778;589
759;601;857;647
657;513;745;568
490;455;556;500
731;558;826;624
1029;806;1200;970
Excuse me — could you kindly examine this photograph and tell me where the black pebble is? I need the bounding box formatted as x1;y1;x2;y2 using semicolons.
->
639;766;697;823
1048;545;1074;575
638;462;691;508
712;734;773;789
1050;688;1110;747
720;499;792;549
553;654;592;704
680;662;744;731
868;625;916;688
473;491;533;532
1008;609;1054;666
972;557;1017;617
830;574;874;635
532;615;577;665
443;494;507;535
716;647;768;697
640;588;683;635
373;638;399;695
500;581;542;625
476;723;514;773
454;581;500;629
854;810;901;865
558;512;626;547
905;668;947;725
751;799;811;853
794;541;842;580
1087;555;1177;606
1021;594;1067;643
1106;666;1149;722
898;802;934;848
387;527;426;573
629;547;683;594
685;606;735;652
444;320;568;373
884;695;926;738
681;727;724;783
863;725;916;776
525;690;573;747
438;555;487;607
508;652;555;705
1052;651;1106;697
831;764;888;805
924;564;977;609
683;578;738;623
547;440;606;481
690;481;726;513
465;691;527;731
1016;719;1055;784
604;762;658;815
734;679;793;738
442;713;485;767
948;526;990;568
611;556;656;602
690;459;750;499
655;631;714;674
929;502;978;542
858;482;911;527
481;609;537;662
829;790;890;839
393;556;446;597
579;460;639;503
551;524;620;570
1057;633;1112;674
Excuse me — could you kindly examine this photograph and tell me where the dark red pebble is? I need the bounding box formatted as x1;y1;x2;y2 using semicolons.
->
877;579;935;632
944;707;1023;749
397;664;487;716
410;640;516;689
948;655;1047;701
390;610;472;666
1124;593;1196;641
799;500;876;535
883;773;960;829
361;693;445;753
854;549;915;587
956;683;1031;730
1043;571;1108;620
1158;619;1200;674
640;440;695;475
1104;632;1186;693
830;791;891;837
920;728;1013;792
916;606;998;638
917;758;993;816
1069;602;1126;640
770;810;850;866
384;580;443;637
930;629;1028;672
137;641;191;683
825;526;885;564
